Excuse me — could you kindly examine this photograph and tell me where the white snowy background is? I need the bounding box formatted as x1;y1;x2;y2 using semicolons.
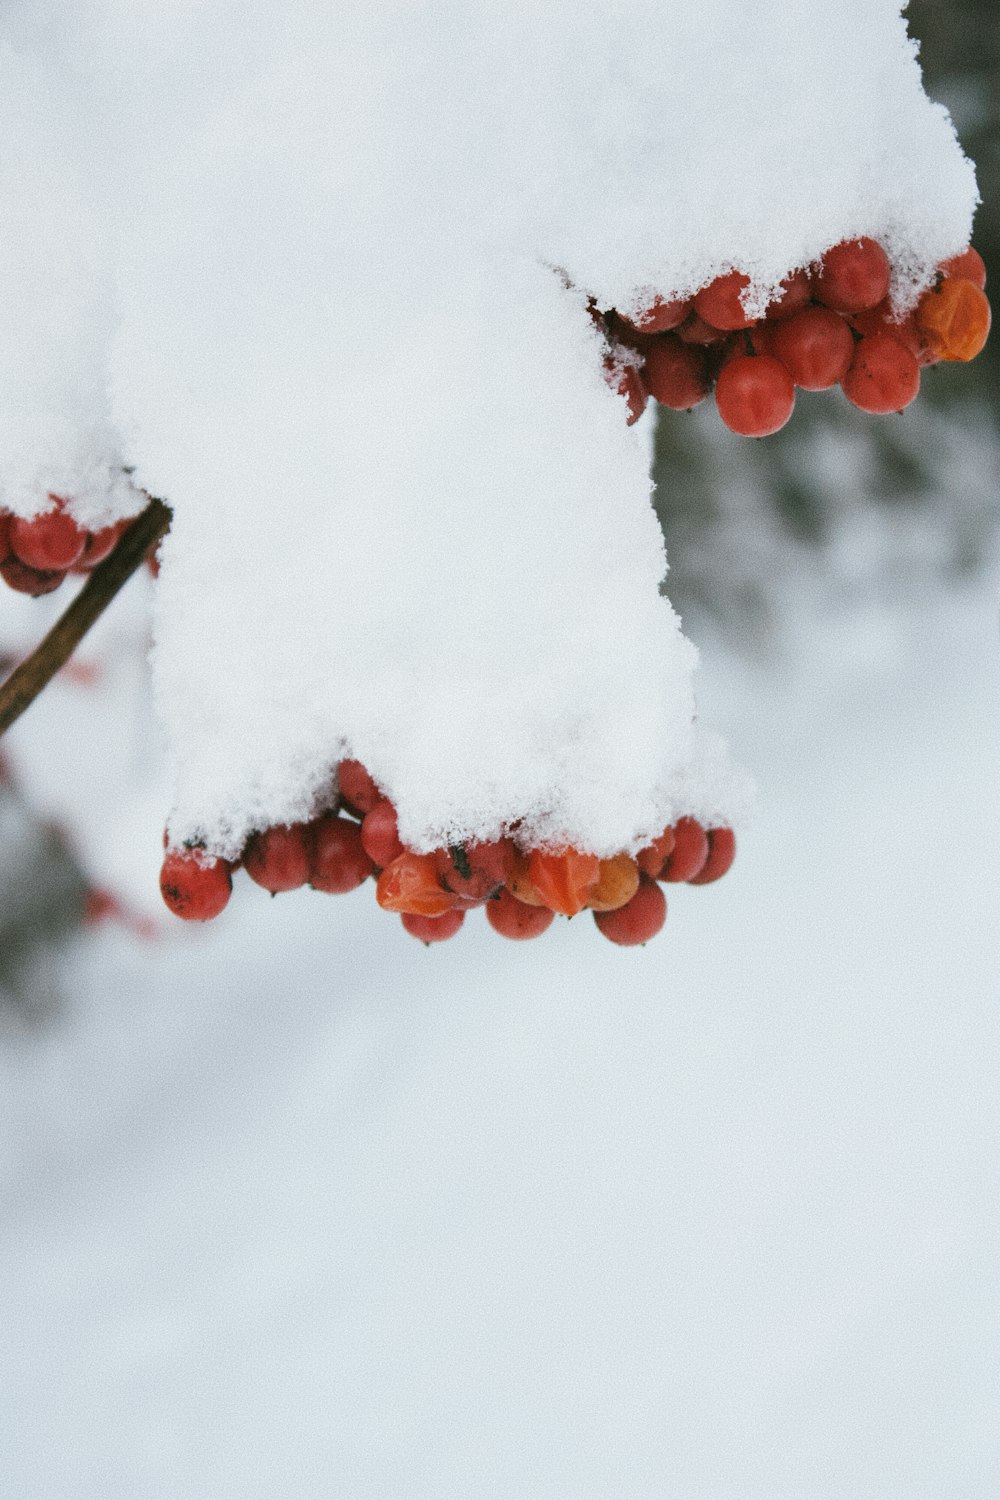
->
0;2;998;1494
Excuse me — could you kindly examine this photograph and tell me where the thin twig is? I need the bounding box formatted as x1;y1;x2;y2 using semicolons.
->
0;497;172;738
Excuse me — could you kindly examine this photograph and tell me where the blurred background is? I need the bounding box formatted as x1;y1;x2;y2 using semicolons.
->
2;4;999;1495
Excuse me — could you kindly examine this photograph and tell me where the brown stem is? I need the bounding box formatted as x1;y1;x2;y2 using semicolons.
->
0;497;172;738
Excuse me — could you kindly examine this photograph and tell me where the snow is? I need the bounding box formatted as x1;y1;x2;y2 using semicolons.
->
0;1;980;857
2;558;998;1497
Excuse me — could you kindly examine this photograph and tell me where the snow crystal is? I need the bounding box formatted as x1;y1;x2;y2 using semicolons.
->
0;1;979;856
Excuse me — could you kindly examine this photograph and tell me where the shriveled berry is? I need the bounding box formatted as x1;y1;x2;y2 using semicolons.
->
688;828;737;885
0;557;66;595
361;799;405;868
10;502;86;571
594;876;666;946
939;246;986;289
694;271;755;331
604;356;647;424
661;818;709;882
486;888;555;940
338;758;381;814
915;278;991;362
244;822;313;893
715;354;795;437
376;852;455;916
642;335;710;410
768;306;855;390
528;847;601;916
814;238;891;313
309;813;374;893
160;849;232;921
842;334;920;413
402;909;465;944
586;853;640;912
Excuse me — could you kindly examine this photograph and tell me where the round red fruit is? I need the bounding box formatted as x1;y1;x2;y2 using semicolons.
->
77;520;129;570
243;822;313;893
337;758;381;814
486;888;555;940
593;876;666;946
694;271;756;331
814;238;891;314
160;849;232;921
309;813;375;893
10;504;86;571
841;334;920;413
361;799;406;868
642;335;710;410
0;512;11;561
626;296;691;334
715;354;795;437
635;826;676;879
435;838;516;902
939;246;986;289
0;557;66;595
764;269;812;322
688;828;737;885
768;306;855;389
661;818;709;882
402;909;465;944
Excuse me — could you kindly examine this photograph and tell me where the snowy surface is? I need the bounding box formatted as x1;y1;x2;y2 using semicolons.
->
2;556;999;1498
0;1;980;856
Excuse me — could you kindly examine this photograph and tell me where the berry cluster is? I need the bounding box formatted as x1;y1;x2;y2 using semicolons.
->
602;240;990;436
0;495;132;597
159;759;736;947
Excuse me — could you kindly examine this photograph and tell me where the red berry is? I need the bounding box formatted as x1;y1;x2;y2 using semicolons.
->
688;828;737;885
676;311;729;346
625;296;691;334
715;353;795;437
401;909;465;944
939;246;986;289
435;838;516;902
10;502;86;571
661;818;709;882
77;519;129;570
361;799;405;868
486;887;555;940
842;334;920;413
593;876;666;946
642;335;710;410
764;268;812;321
243;822;313;893
160;849;232;921
338;758;380;814
0;511;11;561
814;237;891;314
849;300;926;361
0;557;66;595
309;813;374;893
635;826;676;879
768;306;856;390
694;271;755;331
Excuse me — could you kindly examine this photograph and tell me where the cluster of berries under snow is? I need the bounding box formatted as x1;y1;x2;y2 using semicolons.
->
0;1;987;949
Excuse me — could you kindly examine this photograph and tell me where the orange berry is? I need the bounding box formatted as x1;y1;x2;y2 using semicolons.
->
915;278;991;362
527;847;600;916
376;852;455;916
586;853;641;912
506;849;546;906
